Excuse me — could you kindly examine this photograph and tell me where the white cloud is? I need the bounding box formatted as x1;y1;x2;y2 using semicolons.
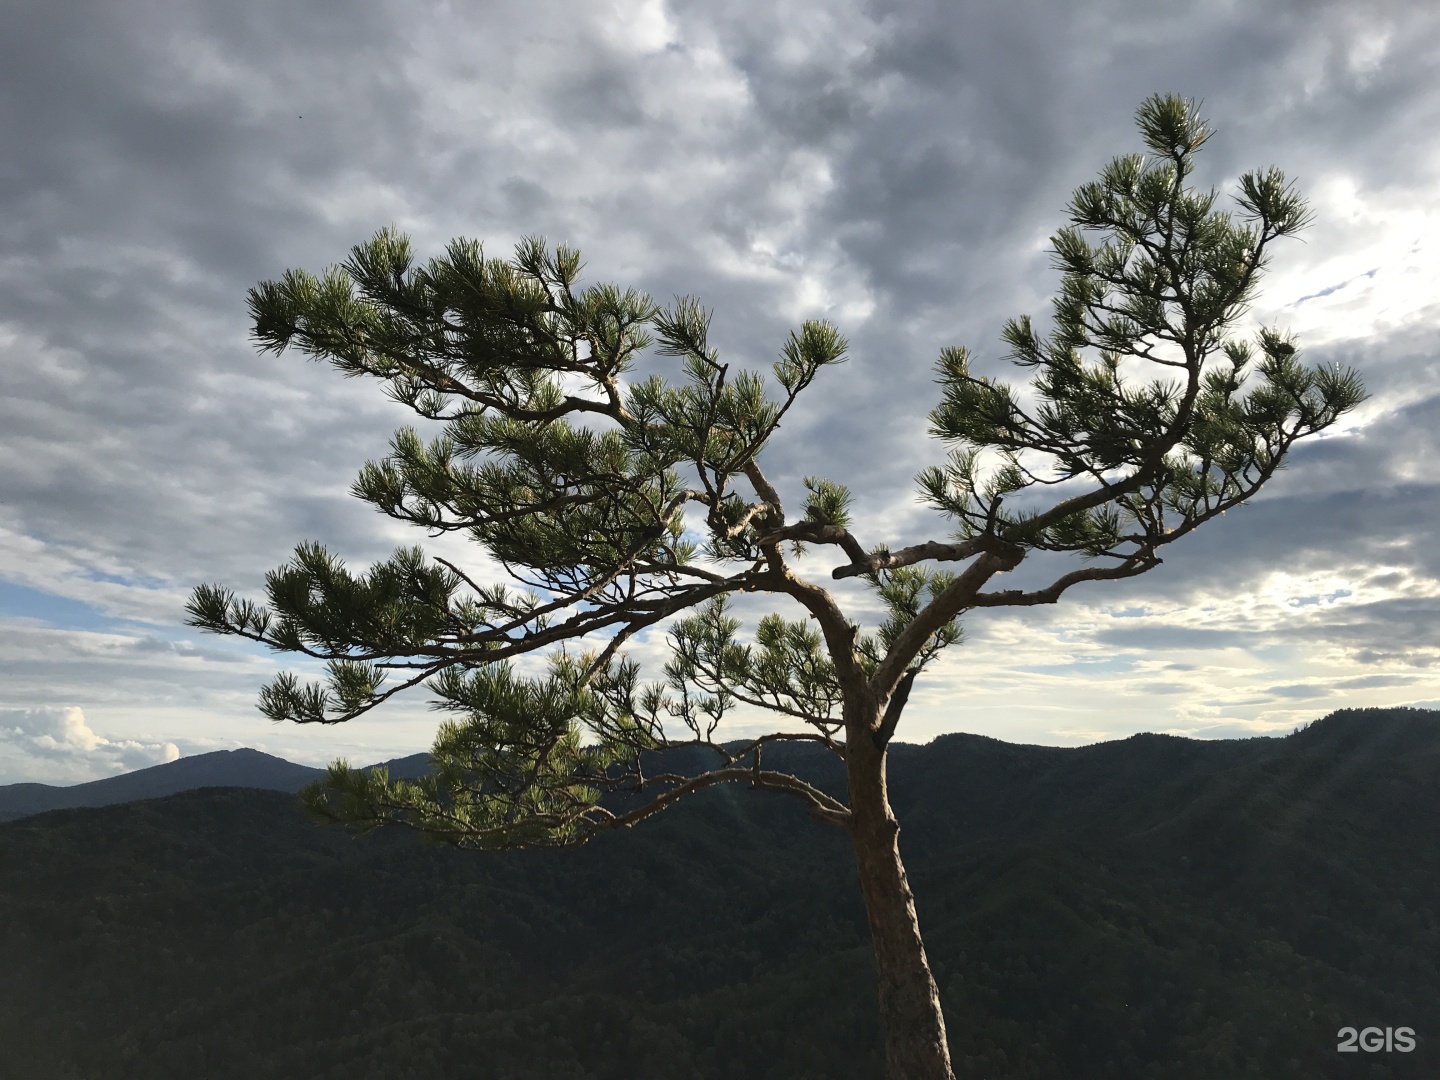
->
0;706;179;784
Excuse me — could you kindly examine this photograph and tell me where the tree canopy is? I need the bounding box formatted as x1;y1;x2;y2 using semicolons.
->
188;95;1362;848
187;94;1366;1079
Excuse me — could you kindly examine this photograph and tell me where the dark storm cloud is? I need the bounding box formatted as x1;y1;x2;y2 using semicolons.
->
665;0;1440;518
0;0;432;584
2;0;1439;778
1092;626;1245;652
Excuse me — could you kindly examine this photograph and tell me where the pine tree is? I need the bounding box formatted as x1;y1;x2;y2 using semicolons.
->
187;95;1365;1080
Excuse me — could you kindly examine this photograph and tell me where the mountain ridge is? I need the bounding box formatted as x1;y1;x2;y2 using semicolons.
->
0;705;1423;825
0;705;1435;1078
0;748;434;821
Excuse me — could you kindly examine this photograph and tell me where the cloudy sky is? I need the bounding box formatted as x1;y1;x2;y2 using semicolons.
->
2;0;1438;783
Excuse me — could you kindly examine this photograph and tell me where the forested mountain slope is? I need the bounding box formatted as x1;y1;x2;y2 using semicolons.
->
0;707;1435;1079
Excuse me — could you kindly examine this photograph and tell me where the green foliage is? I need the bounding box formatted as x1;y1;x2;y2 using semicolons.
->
301;652;669;849
920;93;1364;556
802;475;854;529
186;94;1364;869
663;596;844;732
858;567;963;669
188;214;886;843
657;584;962;738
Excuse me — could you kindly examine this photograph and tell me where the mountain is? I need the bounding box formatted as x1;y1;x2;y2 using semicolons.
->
0;748;322;820
0;749;436;822
0;707;1436;1079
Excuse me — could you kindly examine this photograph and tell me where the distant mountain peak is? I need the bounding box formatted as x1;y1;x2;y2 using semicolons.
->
0;748;325;821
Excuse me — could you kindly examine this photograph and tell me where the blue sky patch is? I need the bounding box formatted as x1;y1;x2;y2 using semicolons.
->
0;581;120;632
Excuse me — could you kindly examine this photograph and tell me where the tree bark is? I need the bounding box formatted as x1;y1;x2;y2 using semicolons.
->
847;734;955;1080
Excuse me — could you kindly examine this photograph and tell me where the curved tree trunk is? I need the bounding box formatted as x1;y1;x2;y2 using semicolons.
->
846;734;955;1080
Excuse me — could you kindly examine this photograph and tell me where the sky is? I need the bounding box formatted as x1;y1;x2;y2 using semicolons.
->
2;0;1439;783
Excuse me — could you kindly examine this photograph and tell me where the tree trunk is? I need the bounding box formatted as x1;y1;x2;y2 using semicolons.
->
847;734;955;1080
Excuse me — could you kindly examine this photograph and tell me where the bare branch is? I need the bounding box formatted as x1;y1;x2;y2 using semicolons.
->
718;729;847;763
585;765;851;836
832;538;990;580
742;459;785;524
969;555;1160;608
757;521;871;566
